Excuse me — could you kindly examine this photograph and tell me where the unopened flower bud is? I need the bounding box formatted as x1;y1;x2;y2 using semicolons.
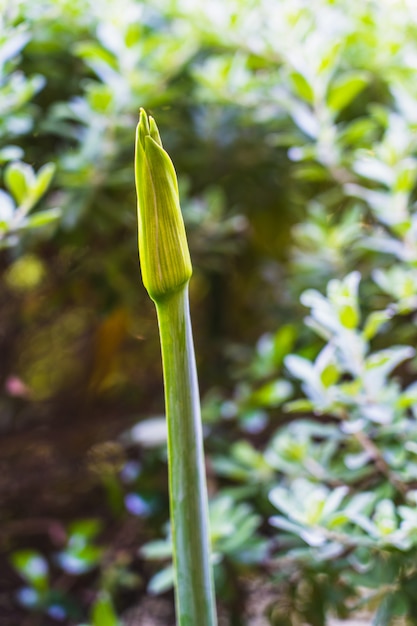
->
135;109;192;301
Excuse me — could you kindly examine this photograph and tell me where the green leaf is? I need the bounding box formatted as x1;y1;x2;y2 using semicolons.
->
25;208;61;228
339;303;359;329
372;594;395;626
11;550;49;591
91;592;120;626
219;513;261;553
4;161;34;205
327;71;368;113
363;310;392;340
32;163;56;203
289;71;314;104
320;364;339;387
69;518;102;542
284;399;315;413
250;379;293;407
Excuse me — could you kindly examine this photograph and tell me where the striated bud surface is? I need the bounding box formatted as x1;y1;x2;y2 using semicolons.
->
135;109;192;302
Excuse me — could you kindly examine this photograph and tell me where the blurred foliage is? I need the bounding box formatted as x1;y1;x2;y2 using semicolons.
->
2;0;417;624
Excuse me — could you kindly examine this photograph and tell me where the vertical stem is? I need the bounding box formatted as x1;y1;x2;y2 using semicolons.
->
156;285;217;626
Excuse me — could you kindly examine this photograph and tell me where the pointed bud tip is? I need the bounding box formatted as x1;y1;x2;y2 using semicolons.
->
149;116;163;147
138;108;150;144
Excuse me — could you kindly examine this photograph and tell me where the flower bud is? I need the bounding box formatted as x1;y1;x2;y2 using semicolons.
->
135;109;192;301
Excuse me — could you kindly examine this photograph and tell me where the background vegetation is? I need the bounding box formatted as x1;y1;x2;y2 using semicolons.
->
2;0;417;624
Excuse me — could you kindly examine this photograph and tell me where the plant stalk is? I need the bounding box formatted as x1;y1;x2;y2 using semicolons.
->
156;285;217;626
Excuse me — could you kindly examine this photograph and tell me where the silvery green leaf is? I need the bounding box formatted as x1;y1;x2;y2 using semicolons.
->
341;418;366;434
316;542;345;560
130;417;167;447
148;565;175;595
345;450;372;470
290;103;319;138
299;528;327;547
361;404;392;425
269;486;299;520
349;513;379;537
0;30;30;68
344;492;376;517
0;189;15;223
353;156;395;186
140;540;172;560
322;486;349;518
269;515;306;537
285;354;317;388
365;346;415;387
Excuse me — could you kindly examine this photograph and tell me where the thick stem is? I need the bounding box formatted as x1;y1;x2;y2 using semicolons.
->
156;285;217;626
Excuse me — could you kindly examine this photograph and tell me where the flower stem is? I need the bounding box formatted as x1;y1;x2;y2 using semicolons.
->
155;285;217;626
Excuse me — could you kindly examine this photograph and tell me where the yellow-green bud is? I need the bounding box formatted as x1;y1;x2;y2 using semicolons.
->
134;109;192;302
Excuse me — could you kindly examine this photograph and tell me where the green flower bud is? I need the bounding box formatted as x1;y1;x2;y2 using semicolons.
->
134;109;192;302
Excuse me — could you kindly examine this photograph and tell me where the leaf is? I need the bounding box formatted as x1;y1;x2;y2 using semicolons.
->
140;540;172;560
25;208;61;228
353;157;395;186
10;550;48;591
363;310;392;340
91;592;120;626
250;379;293;407
290;103;319;138
130;417;167;447
32;163;56;202
289;71;314;104
320;363;339;387
366;346;415;379
56;547;102;575
0;145;24;163
0;31;30;68
4;161;34;205
269;486;298;519
68;518;102;541
219;513;261;553
285;355;316;387
339;304;359;329
0;190;15;223
211;456;251;481
284;399;315;413
148;565;175;595
344;450;372;470
270;515;326;547
269;515;305;534
322;486;349;518
372;594;396;626
327;71;368;113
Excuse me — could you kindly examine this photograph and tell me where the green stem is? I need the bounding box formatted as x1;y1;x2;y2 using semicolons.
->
155;284;218;626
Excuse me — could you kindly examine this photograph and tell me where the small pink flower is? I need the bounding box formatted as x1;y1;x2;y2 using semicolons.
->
5;375;30;398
